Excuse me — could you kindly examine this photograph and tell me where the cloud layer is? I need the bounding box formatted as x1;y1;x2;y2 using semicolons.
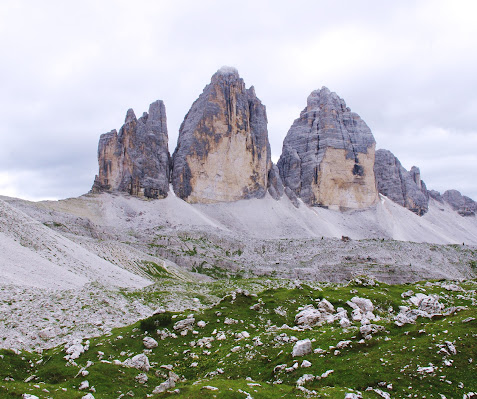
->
1;0;476;200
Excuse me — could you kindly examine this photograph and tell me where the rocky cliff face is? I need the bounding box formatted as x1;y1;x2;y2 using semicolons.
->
374;149;429;216
171;67;271;203
91;100;170;199
88;68;474;216
428;190;444;203
267;164;284;201
277;87;378;210
442;189;477;217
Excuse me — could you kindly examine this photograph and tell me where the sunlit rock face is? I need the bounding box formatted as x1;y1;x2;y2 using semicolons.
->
91;100;170;199
277;87;378;210
171;67;271;203
374;149;429;216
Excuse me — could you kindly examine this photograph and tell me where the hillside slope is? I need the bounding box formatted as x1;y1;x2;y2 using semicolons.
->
2;192;476;286
0;192;476;355
8;191;477;244
0;198;151;290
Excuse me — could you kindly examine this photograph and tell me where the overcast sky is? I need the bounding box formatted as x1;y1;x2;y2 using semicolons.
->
1;0;476;201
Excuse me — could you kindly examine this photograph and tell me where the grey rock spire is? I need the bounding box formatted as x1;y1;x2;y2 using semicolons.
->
91;100;170;199
277;87;378;209
171;67;271;203
374;149;429;215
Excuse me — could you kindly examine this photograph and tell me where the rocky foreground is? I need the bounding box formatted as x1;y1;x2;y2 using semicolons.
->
0;192;476;398
1;278;476;398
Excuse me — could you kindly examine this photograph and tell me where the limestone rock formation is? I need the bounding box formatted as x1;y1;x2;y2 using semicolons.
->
442;189;477;217
267;164;284;201
277;87;378;210
91;101;170;199
374;149;429;216
428;190;444;203
428;189;476;216
171;67;271;203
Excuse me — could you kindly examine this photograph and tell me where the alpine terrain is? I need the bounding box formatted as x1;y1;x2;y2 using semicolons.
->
1;67;476;399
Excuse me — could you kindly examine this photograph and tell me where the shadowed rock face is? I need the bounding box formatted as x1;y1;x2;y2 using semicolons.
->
277;87;378;210
267;164;284;201
374;149;429;216
442;189;477;217
91;100;170;199
428;190;444;203
171;67;271;203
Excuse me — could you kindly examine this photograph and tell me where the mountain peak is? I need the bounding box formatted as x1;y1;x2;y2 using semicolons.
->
171;69;271;203
278;88;377;210
216;65;239;76
91;101;170;199
125;108;137;124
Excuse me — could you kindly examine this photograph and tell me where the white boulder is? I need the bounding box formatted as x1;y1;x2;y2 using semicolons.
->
143;336;158;349
321;369;334;378
173;317;195;331
295;305;323;328
136;373;148;384
296;374;314;386
292;339;312;357
336;340;352;349
340;318;351;328
419;296;444;314
153;379;175;394
318;299;335;314
409;293;428;307
349;297;374;313
445;341;457;355
360;324;385;339
395;294;445;326
124;354;150;372
64;340;86;360
351;308;362;322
